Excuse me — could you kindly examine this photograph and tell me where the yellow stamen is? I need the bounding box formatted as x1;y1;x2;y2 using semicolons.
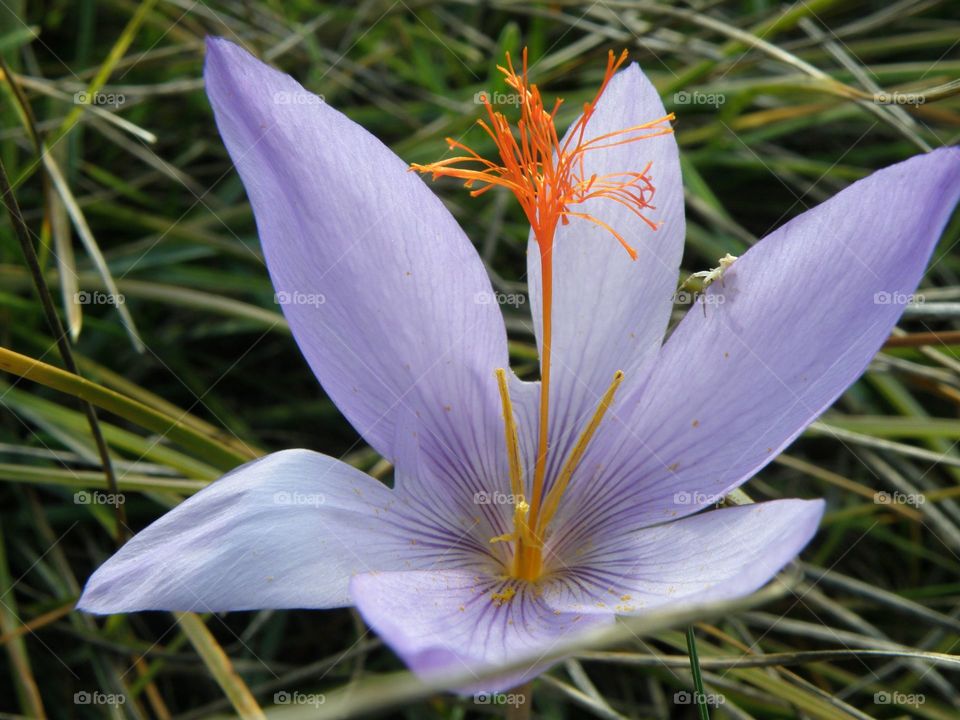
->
537;371;624;532
489;370;625;583
494;369;542;579
489;498;530;545
495;368;524;500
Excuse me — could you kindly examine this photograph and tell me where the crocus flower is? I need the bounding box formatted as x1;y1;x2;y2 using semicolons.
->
78;37;960;692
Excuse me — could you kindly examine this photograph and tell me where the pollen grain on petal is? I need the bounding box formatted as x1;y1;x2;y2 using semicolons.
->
491;585;517;606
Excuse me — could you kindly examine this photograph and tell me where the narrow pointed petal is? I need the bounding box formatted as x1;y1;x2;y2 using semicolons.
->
547;499;824;614
78;450;428;613
527;63;684;477
559;148;960;534
204;38;508;462
350;570;611;692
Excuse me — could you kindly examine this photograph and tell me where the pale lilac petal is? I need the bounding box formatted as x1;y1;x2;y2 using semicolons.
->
78;450;430;613
557;148;960;535
350;570;611;692
527;63;684;481
546;500;824;615
204;38;507;462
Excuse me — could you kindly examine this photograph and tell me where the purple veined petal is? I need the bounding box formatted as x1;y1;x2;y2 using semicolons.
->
77;450;432;613
387;408;513;575
527;62;684;483
384;369;550;571
350;569;612;693
554;147;960;537
204;38;508;463
545;499;825;615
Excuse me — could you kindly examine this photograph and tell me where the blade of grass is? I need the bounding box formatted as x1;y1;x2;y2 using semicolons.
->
19;0;160;185
0;518;46;718
1;59;144;351
0;345;258;469
685;626;710;720
0;156;127;542
0;462;205;494
175;612;267;720
3;382;221;480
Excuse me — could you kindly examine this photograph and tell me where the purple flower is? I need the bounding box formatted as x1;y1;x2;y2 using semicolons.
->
78;38;960;692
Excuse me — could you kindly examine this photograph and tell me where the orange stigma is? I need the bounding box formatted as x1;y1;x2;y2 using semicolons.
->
411;48;674;258
414;50;672;583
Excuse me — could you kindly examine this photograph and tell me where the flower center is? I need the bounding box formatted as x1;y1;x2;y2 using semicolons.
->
491;368;624;581
412;49;672;587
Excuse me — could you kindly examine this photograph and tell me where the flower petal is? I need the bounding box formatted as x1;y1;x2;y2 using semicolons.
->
527;62;684;477
546;499;824;615
558;147;960;534
350;569;611;692
78;450;427;613
388;411;512;573
204;38;508;461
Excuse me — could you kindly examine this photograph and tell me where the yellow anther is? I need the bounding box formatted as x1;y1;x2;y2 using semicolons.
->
495;368;525;500
512;498;533;543
537;370;624;532
491;497;529;545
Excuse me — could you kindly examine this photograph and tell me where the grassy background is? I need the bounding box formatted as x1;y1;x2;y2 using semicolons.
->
2;0;960;717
